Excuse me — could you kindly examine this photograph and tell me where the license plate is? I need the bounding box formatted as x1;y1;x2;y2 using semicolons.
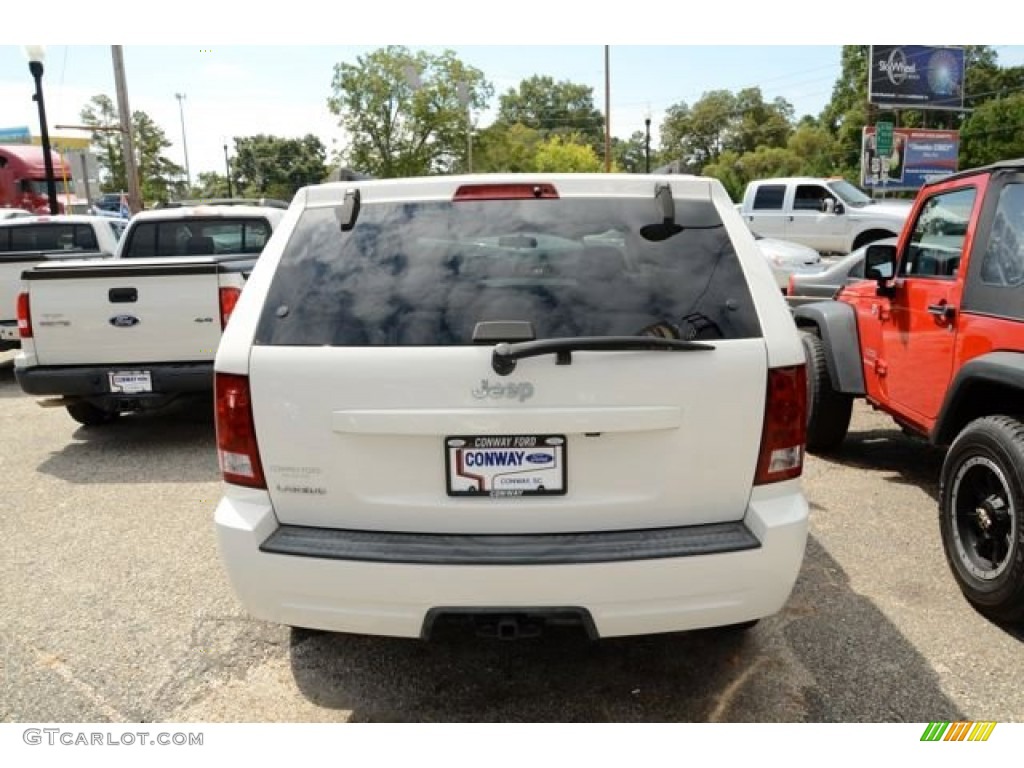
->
445;435;566;497
108;370;152;394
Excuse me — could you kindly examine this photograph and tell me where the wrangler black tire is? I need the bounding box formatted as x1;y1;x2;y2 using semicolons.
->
800;331;852;453
939;415;1024;624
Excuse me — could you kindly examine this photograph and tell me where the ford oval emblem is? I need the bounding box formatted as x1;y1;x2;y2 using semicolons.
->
109;314;140;328
526;452;553;464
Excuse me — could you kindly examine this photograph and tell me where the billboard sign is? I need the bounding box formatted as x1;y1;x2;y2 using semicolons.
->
0;125;32;144
862;126;959;191
869;46;966;110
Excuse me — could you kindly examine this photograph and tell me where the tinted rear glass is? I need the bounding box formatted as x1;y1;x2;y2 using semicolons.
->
753;185;786;210
2;223;98;252
255;197;762;346
122;217;271;258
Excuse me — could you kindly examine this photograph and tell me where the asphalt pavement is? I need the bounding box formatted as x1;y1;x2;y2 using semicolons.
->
1;350;1021;722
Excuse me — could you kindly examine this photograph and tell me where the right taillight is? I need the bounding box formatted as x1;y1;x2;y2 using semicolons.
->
754;365;807;485
215;373;266;488
16;290;31;338
787;274;796;296
219;286;242;329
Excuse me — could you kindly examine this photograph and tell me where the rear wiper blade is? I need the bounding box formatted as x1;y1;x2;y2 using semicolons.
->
491;336;714;376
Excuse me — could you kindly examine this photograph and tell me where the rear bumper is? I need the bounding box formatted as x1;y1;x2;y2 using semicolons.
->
215;483;809;639
15;361;213;398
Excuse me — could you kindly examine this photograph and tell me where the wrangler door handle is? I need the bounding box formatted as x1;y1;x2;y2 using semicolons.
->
927;302;956;320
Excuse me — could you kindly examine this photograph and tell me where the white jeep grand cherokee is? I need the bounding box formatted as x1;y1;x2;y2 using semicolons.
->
214;174;809;640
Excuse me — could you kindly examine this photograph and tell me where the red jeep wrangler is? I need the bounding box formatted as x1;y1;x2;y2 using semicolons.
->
794;159;1024;624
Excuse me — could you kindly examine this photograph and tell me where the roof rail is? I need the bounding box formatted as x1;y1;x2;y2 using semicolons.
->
154;197;290;210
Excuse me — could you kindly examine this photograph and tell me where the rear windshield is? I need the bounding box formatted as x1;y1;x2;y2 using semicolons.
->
255;197;762;346
0;223;99;252
121;217;272;258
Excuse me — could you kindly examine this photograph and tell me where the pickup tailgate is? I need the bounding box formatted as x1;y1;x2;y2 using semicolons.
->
26;257;226;366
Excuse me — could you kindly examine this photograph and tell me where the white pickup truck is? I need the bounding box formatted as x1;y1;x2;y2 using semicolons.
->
0;214;125;350
738;176;911;255
14;202;285;426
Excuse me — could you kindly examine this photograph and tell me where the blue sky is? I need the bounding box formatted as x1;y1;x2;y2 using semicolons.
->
2;36;1022;179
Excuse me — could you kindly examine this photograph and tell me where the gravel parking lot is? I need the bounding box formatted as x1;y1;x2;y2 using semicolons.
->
1;349;1021;723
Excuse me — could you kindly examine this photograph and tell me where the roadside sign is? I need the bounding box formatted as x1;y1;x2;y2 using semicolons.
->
861;126;959;190
876;122;894;157
0;125;32;144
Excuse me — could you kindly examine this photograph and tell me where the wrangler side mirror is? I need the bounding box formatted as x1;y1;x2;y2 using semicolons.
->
865;243;897;295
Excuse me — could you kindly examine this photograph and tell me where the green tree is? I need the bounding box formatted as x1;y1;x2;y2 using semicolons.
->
194;171;231;199
532;134;605;173
328;45;492;177
787;124;842;177
133;112;185;204
818;45;871;179
496;75;605;151
703;146;806;202
660;90;734;171
79;95;123;193
612;131;652;173
659;89;794;174
79;94;184;202
960;93;1024;168
230;134;327;201
473;122;543;172
730;88;794;155
701;150;747;201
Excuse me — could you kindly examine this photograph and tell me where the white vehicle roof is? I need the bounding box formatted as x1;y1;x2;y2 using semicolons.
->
301;172;716;207
129;204;287;223
0;214;121;226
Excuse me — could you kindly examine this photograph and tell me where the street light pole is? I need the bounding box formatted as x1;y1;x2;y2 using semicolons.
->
223;144;233;198
644;116;651;174
23;46;59;215
175;92;191;191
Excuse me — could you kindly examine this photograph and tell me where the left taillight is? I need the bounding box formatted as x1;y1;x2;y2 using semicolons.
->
754;365;807;485
16;290;31;338
219;286;241;330
215;373;266;489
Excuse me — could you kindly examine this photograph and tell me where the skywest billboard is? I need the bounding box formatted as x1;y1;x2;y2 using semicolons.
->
862;126;959;191
869;46;966;110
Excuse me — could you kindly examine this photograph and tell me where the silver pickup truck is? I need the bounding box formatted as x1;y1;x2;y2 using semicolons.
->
14;202;285;426
0;214;125;350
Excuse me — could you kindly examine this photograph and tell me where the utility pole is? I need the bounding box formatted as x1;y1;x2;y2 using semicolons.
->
175;92;191;190
604;45;611;173
111;46;142;213
457;81;473;173
223;144;233;198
